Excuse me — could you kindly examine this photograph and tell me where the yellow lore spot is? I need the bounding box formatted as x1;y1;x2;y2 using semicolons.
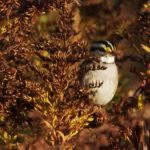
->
105;46;112;52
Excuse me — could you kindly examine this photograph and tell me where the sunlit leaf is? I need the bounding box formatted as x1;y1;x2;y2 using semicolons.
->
141;44;150;53
3;131;9;140
0;26;7;34
138;94;144;110
57;130;66;142
144;2;150;8
87;117;94;122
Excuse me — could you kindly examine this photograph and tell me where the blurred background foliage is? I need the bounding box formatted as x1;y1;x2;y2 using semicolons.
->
0;0;150;150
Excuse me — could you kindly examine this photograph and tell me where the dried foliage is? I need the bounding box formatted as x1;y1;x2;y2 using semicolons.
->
0;0;150;150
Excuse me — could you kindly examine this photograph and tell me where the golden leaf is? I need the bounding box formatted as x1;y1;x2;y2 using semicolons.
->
43;120;52;128
0;26;7;34
141;44;150;53
57;130;66;142
144;2;150;8
87;117;94;122
138;94;144;110
3;131;9;140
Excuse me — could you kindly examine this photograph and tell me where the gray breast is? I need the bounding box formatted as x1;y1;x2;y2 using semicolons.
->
81;62;118;105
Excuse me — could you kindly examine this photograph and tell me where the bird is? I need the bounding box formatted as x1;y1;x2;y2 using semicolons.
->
80;40;118;105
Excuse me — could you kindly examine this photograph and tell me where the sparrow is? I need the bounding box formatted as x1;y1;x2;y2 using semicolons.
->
80;40;118;105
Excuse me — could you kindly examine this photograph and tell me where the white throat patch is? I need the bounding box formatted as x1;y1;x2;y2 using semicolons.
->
100;55;115;64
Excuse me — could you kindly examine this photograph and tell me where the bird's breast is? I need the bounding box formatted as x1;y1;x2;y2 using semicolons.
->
82;63;118;105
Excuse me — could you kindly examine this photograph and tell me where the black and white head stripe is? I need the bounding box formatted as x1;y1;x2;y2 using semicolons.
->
105;41;114;50
90;40;114;52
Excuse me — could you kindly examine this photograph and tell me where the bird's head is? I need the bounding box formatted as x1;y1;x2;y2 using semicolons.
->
90;40;116;63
